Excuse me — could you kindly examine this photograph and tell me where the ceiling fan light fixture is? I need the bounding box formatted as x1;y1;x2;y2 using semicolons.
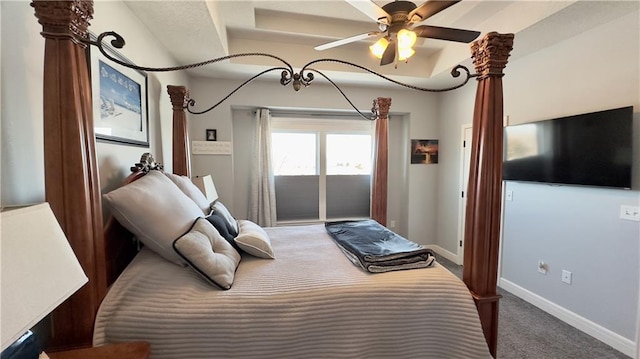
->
369;37;389;59
319;0;475;66
398;47;415;61
397;29;417;49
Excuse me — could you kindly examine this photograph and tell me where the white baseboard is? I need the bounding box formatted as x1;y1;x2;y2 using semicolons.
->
427;245;459;264
499;278;636;358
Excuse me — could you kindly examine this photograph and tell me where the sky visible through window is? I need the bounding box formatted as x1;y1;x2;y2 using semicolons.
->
327;134;371;175
272;133;316;175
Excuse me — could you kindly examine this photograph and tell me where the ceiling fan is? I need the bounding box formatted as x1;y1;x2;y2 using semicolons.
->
314;0;480;66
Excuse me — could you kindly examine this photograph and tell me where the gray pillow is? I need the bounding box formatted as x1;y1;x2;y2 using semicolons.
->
212;201;239;234
173;218;241;289
205;212;240;251
235;219;275;259
103;170;204;265
165;173;212;215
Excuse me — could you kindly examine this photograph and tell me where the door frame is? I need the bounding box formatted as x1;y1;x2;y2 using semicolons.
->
456;124;473;265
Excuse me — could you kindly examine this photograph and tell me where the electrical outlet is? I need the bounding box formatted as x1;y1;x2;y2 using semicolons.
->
537;260;547;275
389;220;396;228
620;205;640;221
561;270;572;284
506;190;513;201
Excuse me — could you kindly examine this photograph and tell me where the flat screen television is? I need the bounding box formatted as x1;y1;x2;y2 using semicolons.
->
503;106;633;189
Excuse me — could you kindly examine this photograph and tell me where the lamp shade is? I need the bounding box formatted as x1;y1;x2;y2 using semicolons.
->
1;203;88;351
369;37;389;59
398;47;416;61
191;175;219;203
397;29;417;49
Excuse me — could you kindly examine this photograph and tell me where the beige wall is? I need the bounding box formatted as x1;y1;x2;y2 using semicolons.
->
1;1;189;207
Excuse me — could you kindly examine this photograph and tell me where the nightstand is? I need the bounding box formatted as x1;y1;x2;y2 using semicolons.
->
47;342;150;359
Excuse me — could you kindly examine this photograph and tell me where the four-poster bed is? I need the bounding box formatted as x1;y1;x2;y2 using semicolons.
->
31;0;513;357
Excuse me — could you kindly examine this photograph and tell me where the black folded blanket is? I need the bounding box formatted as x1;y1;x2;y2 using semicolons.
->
325;219;435;273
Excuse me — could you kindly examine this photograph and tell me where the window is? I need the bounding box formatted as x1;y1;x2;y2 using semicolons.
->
272;133;316;175
326;134;372;175
271;117;373;223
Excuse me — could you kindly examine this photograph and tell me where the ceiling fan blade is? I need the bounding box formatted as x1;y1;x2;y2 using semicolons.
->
380;39;396;66
413;25;480;43
345;0;390;24
408;0;461;23
314;32;380;51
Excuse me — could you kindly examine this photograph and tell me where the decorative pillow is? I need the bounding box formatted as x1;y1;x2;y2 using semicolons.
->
235;219;275;259
173;218;241;290
205;212;239;250
212;201;239;234
165;173;212;215
103;170;204;265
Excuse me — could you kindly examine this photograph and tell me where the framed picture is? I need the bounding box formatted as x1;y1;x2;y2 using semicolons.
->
206;129;217;141
411;139;439;164
88;34;149;147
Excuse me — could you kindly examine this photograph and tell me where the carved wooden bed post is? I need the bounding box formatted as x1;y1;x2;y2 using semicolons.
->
371;97;391;225
167;85;191;176
31;0;106;350
463;32;514;358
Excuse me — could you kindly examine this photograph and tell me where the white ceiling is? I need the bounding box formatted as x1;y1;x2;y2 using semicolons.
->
122;0;638;88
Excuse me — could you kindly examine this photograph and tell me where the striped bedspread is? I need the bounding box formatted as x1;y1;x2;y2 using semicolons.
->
94;224;491;359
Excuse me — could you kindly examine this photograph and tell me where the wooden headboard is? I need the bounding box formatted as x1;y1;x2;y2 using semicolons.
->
32;0;513;356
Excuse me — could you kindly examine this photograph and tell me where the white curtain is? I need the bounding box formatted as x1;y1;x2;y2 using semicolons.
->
249;108;277;227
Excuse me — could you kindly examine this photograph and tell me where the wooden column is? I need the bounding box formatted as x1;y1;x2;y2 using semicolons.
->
462;32;514;358
167;85;191;176
371;97;391;226
32;0;106;350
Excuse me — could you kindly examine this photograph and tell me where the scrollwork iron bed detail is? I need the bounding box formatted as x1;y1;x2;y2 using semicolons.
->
88;31;478;120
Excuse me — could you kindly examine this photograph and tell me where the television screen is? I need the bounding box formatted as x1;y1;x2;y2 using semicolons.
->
503;106;633;189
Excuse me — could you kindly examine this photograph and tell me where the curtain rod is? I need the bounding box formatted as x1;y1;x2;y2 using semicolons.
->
254;109;375;120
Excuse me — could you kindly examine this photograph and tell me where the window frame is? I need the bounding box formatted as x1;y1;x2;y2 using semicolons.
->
271;117;374;224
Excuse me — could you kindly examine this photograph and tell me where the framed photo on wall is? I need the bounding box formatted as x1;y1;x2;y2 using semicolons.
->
411;139;439;164
206;129;217;141
88;34;149;147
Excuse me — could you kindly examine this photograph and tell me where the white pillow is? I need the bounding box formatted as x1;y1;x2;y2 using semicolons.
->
235;219;275;259
165;173;212;214
212;201;239;234
173;218;241;289
103;170;204;265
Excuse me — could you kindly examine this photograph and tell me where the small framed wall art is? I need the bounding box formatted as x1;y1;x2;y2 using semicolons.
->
206;129;217;141
411;139;439;164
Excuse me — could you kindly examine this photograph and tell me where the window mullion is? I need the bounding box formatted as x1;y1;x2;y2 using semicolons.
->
319;131;327;221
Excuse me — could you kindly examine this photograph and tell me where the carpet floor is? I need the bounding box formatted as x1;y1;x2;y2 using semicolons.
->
436;255;630;359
